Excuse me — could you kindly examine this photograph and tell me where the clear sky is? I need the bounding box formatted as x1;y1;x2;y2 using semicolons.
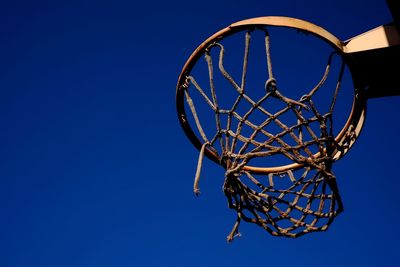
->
0;0;399;266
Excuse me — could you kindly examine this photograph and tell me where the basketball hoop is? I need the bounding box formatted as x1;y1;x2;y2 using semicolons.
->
176;14;399;241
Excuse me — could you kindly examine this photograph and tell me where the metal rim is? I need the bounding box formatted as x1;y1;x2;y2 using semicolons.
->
176;16;366;174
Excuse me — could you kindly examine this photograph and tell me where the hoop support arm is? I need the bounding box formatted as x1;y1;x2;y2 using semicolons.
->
344;23;400;98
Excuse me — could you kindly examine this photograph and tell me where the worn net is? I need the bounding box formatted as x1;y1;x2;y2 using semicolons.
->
182;28;347;241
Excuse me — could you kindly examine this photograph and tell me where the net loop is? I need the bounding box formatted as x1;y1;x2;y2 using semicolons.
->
193;142;210;196
265;77;277;92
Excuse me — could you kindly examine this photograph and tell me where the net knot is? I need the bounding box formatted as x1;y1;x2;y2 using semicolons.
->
265;78;277;92
300;94;310;102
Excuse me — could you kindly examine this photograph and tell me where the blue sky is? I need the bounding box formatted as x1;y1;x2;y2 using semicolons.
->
0;0;399;266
